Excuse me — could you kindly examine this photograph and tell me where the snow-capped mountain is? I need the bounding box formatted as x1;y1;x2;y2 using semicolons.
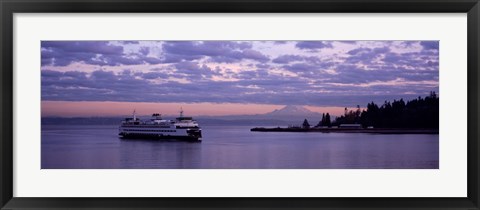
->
136;105;324;126
265;105;319;116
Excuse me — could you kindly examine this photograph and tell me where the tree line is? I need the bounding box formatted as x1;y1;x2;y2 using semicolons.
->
302;92;439;129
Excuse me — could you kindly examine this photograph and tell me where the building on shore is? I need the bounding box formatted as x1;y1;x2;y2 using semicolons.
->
339;124;362;129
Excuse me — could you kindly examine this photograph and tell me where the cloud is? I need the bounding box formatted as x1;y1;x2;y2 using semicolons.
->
41;41;164;66
42;41;124;55
336;41;357;44
162;41;251;57
41;40;439;107
255;63;270;69
141;72;169;79
119;41;140;44
273;54;323;65
346;47;390;64
162;53;204;63
173;61;219;78
295;41;333;50
419;41;439;50
139;47;150;56
162;41;269;63
283;63;320;72
272;55;304;64
239;49;270;62
273;41;288;45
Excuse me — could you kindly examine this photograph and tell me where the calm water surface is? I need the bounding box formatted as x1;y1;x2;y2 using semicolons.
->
41;125;439;169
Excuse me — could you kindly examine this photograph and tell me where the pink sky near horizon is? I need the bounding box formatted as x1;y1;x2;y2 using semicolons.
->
41;101;353;117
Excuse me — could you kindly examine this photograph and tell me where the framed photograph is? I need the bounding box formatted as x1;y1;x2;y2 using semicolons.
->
1;0;479;209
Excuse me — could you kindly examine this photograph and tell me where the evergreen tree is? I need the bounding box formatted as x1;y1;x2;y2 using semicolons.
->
355;93;438;128
317;113;326;127
325;113;331;127
302;119;310;129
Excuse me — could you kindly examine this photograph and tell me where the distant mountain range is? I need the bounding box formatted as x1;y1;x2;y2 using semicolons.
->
265;105;323;118
200;105;323;122
42;105;326;126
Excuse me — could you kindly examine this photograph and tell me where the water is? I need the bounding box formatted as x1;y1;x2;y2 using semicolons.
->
41;125;439;169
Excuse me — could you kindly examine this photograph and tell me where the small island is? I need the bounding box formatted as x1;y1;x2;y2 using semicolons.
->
251;92;439;135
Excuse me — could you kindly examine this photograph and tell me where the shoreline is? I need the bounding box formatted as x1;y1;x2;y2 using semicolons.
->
250;127;439;134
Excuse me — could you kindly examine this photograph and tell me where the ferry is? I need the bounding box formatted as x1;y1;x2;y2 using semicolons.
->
118;109;202;141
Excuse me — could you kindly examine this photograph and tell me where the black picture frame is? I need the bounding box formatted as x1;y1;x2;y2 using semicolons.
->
1;0;479;209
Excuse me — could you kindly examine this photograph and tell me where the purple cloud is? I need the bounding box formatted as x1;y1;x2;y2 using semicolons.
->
141;72;169;79
336;41;357;44
162;41;252;57
273;54;323;65
273;55;305;64
295;41;333;50
42;68;432;107
120;41;139;44
42;41;124;55
163;41;269;63
41;41;164;66
139;47;150;56
255;63;270;69
420;41;439;50
273;41;288;45
41;40;439;107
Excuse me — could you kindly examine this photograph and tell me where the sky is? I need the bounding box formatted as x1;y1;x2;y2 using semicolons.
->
41;41;439;117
